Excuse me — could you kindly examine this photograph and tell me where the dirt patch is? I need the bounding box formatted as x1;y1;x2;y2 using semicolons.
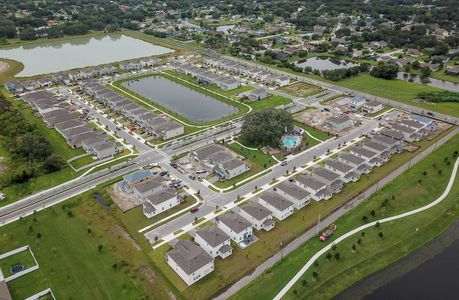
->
108;184;141;212
282;82;321;97
0;61;9;74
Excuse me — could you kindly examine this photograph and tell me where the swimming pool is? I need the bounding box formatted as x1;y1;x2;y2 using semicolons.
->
283;135;302;149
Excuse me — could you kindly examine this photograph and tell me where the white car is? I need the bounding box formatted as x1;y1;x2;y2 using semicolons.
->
149;162;160;168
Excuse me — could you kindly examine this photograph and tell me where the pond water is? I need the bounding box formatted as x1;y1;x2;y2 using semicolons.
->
336;221;459;300
121;75;239;123
0;34;173;77
295;57;359;72
397;72;459;92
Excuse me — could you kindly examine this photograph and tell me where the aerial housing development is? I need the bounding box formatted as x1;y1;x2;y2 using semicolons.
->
0;0;458;300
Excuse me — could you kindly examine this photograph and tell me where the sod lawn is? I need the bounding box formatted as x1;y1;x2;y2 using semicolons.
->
0;184;172;300
149;127;455;300
248;95;292;111
232;133;459;300
0;249;36;277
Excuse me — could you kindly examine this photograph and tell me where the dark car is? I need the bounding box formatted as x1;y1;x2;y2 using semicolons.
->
170;162;178;169
190;207;199;213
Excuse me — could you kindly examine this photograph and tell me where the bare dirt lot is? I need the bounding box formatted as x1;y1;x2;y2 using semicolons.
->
109;184;140;212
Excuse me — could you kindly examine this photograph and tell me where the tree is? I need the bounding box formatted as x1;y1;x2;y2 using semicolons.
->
37;232;42;239
334;252;340;260
370;62;399;79
312;271;319;279
420;66;432;79
352;244;356;251
19;27;37;40
362;215;368;222
370;210;376;217
378;232;384;239
376;222;380;228
326;252;332;260
44;154;63;173
98;244;104;252
240;109;294;147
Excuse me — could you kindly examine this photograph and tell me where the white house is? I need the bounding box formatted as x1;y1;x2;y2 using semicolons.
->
349;96;366;110
239;202;275;231
131;176;167;200
215;159;251;180
258;192;294;221
166;240;214;286
142;188;180;218
274;181;311;209
195;226;232;259
338;153;372;174
295;175;332;201
363;100;384;114
324;159;360;183
217;214;253;244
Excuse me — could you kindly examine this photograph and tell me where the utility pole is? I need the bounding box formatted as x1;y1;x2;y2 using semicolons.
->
316;214;321;234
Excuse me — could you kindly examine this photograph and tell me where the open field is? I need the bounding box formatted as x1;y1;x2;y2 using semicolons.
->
150;128;455;300
232;133;459;300
248;95;292;111
0;249;36;277
112;72;250;127
0;183;172;300
281;82;323;98
250;60;459;118
0;58;23;84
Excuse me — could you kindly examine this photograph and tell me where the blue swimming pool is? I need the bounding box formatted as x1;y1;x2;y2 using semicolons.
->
283;136;302;149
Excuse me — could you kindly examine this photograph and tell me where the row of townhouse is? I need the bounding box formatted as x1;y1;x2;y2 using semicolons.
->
4;66;118;94
118;169;181;218
189;144;251;180
119;57;162;71
171;62;240;91
203;57;290;87
22;91;116;159
81;80;184;140
386;114;436;143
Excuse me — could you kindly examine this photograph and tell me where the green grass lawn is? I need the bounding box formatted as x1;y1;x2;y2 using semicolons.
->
212;142;276;189
293;121;331;146
0;249;36;277
248;95;292;111
151;129;454;300
232;132;459;300
0;183;172;300
281;82;323;98
69;155;96;170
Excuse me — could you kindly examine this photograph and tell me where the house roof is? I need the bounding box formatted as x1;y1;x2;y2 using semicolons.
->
219;214;252;233
324;159;354;173
193;144;225;160
259;191;293;211
221;158;246;171
132;176;166;194
365;100;382;108
123;169;152;184
276;181;310;200
339;153;365;165
350;146;377;159
196;226;230;247
326;115;350;125
93;141;115;152
296;174;326;190
167;240;213;275
145;188;176;206
313;167;341;183
363;141;387;152
373;134;400;146
240;202;272;221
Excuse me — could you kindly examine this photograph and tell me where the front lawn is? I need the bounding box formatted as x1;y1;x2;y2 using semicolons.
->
249;95;292;111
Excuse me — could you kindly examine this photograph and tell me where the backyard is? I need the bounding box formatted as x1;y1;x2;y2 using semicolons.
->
0;249;36;277
232;133;459;300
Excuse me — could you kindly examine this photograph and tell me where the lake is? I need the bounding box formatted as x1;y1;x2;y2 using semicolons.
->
0;34;174;77
295;57;359;72
121;75;239;123
335;221;459;300
397;72;459;92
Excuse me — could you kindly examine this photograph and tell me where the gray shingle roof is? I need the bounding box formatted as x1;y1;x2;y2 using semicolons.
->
145;188;176;205
240;202;272;221
168;240;213;275
196;226;230;248
276;181;310;200
219;214;252;233
259;191;293;211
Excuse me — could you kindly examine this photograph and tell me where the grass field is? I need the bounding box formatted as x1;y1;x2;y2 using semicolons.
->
232;133;459;300
151;128;454;300
281;82;323;97
0;183;172;300
0;249;36;277
0;58;23;83
248;95;292;111
293;121;331;147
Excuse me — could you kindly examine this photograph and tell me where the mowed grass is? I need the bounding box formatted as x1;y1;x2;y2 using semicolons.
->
281;82;322;97
151;129;454;300
0;58;23;84
293;121;331;147
0;249;36;277
0;186;172;300
248;95;292;111
232;133;459;300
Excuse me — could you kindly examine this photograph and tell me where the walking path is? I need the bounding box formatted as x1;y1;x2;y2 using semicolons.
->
214;127;458;300
273;151;459;299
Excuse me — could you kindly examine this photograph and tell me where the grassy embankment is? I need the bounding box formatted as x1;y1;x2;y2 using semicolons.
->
232;133;459;300
0;182;173;300
148;126;455;300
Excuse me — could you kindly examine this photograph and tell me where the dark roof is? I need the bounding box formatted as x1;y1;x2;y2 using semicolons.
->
196;226;230;247
240;202;272;221
219;214;252;233
259;191;293;211
276;181;310;200
167;240;213;275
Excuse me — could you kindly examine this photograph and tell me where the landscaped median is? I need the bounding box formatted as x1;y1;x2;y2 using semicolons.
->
110;72;251;128
231;133;459;300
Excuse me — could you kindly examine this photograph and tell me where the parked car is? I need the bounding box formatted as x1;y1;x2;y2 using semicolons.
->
281;161;288;166
190;207;199;213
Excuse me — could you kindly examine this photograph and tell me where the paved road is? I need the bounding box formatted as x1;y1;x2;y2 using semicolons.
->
216;126;459;300
273;127;459;300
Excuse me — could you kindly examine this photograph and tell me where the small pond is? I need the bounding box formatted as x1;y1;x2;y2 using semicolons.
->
295;57;359;72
